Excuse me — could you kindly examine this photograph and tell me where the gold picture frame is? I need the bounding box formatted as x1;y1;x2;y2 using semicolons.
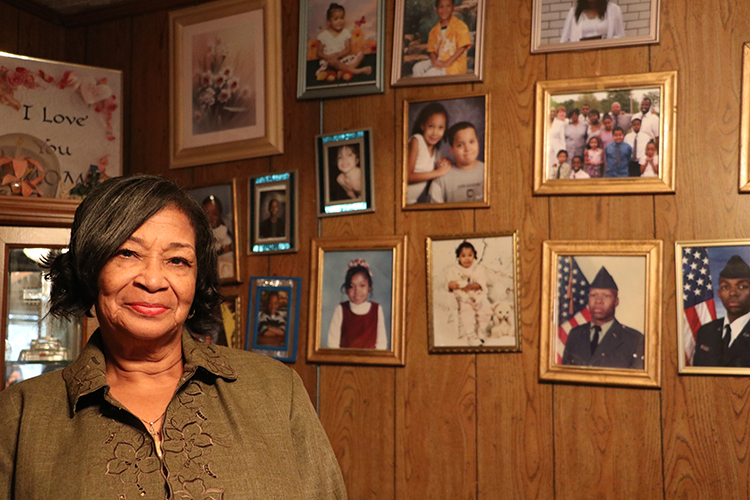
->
739;43;750;191
676;239;750;375
427;231;521;353
307;235;406;366
539;240;662;388
402;93;490;210
534;71;676;195
169;0;283;169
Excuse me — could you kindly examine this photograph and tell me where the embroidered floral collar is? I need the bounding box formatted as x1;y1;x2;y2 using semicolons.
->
63;328;238;416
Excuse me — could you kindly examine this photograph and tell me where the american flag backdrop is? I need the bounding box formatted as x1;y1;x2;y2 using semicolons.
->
555;256;592;364
681;247;716;365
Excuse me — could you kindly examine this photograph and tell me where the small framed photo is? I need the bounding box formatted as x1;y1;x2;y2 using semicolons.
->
187;294;241;347
315;128;375;217
402;93;490;209
531;0;660;54
534;71;676;195
307;235;406;365
249;171;298;254
169;0;283;168
427;232;521;353
391;0;485;86
296;0;385;99
540;240;662;388
676;240;750;375
246;277;301;363
186;180;241;284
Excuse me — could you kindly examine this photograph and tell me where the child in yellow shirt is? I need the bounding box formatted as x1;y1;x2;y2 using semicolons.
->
412;0;472;77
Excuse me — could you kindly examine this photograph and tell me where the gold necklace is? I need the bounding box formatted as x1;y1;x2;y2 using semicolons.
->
140;411;166;459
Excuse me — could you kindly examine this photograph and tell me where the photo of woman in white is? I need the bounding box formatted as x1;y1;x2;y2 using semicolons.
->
559;0;625;43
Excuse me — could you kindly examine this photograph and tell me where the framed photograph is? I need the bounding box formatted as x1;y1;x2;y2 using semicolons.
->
402;93;489;209
315;128;375;217
676;240;750;375
307;235;406;365
539;240;662;388
296;0;385;99
222;295;243;349
0;51;122;223
249;171;298;254
391;0;485;86
186;180;240;284
246;277;301;363
739;44;750;192
533;71;676;195
427;232;521;353
169;0;283;169
531;0;660;54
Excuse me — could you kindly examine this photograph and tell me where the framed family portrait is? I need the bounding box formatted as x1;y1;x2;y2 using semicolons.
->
402;93;490;210
315;128;375;217
249;171;298;254
427;232;521;353
169;0;283;168
539;240;662;388
307;235;406;365
391;0;485;86
534;71;676;195
0;51;122;224
676;240;750;375
531;0;660;54
296;0;385;99
186;179;240;284
246;277;301;363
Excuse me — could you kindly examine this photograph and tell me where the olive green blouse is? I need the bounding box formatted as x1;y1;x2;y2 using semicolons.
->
0;330;347;499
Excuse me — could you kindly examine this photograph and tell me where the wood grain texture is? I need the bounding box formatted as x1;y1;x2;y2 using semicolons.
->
16;9;67;61
0;3;19;53
474;0;554;497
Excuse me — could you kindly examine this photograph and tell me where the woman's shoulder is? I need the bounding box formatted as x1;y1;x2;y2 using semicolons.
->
211;344;296;386
606;2;622;14
0;370;68;417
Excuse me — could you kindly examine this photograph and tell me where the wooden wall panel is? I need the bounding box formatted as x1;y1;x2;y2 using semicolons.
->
0;3;19;53
16;10;67;61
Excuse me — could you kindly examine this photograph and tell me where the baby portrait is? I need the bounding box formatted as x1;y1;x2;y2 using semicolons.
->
428;233;520;351
403;94;489;209
392;0;485;85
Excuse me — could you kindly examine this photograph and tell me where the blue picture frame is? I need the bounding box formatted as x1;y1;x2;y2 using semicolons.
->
246;276;301;363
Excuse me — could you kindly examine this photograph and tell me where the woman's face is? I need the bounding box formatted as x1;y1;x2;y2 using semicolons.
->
421;112;447;146
347;272;371;305
96;205;197;343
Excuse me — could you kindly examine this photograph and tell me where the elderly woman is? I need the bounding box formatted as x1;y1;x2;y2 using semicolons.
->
0;175;346;499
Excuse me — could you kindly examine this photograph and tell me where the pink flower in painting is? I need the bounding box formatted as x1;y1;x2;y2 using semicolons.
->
200;71;213;87
37;70;54;83
198;88;216;108
57;70;78;89
220;66;233;80
5;71;24;88
227;77;239;92
213;74;226;87
194;112;202;121
217;88;231;103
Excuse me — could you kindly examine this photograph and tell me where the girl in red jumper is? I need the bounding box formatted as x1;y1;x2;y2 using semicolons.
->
326;259;387;349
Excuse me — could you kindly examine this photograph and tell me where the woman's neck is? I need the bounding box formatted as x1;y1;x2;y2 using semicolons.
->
102;328;184;379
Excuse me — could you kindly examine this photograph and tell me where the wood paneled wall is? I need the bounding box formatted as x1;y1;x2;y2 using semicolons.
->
3;0;750;497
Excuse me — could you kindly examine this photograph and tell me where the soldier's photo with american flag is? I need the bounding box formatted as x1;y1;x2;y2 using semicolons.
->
540;240;662;388
677;240;750;374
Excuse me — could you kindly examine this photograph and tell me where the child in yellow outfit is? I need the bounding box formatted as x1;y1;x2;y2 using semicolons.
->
412;0;472;77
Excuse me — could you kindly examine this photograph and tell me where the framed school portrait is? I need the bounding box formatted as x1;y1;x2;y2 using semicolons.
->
296;0;385;99
533;71;676;195
676;240;750;375
249;171;298;254
315;128;375;217
427;232;521;353
539;240;662;388
402;93;490;210
247;277;301;363
391;0;485;86
186;180;241;284
531;0;660;54
307;236;406;366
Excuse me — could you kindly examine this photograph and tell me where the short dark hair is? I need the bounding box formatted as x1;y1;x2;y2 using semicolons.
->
326;3;344;19
589;109;600;118
455;241;477;259
572;155;584;163
612;126;625;135
557;149;568;157
268;197;279;210
341;266;373;293
411;102;449;137
44;175;222;334
447;122;476;146
568;108;580;118
435;0;454;6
